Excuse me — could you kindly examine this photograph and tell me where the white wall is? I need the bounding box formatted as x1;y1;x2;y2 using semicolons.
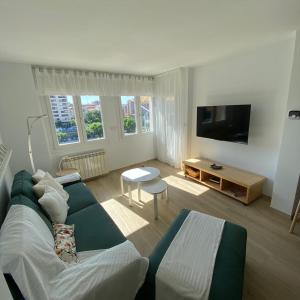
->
0;62;52;175
190;37;295;196
272;32;300;214
0;61;155;176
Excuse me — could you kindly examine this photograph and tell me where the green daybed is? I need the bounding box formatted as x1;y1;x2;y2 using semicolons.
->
136;209;247;300
4;170;247;300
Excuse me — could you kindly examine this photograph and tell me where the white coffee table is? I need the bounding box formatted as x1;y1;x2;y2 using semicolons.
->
121;167;160;206
141;179;168;219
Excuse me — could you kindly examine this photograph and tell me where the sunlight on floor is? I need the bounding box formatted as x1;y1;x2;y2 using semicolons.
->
163;175;209;196
101;198;149;237
176;170;186;177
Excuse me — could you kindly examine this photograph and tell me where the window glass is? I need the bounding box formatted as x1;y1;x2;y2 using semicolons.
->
121;96;137;135
140;96;152;132
80;96;104;140
49;95;79;145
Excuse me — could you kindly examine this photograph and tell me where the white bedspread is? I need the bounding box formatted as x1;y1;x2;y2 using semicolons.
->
156;211;225;300
0;205;148;300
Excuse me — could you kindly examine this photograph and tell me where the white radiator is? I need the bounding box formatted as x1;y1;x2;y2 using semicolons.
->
61;150;107;180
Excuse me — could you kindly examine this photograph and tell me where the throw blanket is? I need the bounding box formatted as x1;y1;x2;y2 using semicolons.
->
156;211;225;300
55;172;81;185
0;205;148;300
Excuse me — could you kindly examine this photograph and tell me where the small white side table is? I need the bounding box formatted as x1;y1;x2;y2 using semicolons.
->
121;167;160;206
141;179;168;220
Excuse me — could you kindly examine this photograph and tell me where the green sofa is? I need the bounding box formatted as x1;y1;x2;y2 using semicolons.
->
4;170;247;300
5;170;126;299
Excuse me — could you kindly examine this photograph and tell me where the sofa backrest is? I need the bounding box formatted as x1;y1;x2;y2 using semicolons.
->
9;195;53;234
9;170;53;235
11;170;37;203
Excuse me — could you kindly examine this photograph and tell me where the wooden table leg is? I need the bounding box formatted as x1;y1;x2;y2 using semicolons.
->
120;175;124;195
154;194;158;220
138;182;141;202
290;198;300;233
128;184;133;207
165;187;168;202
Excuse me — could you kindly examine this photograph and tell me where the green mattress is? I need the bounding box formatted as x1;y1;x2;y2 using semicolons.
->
136;209;247;300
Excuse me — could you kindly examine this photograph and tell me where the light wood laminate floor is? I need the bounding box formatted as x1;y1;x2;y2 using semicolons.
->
86;159;300;300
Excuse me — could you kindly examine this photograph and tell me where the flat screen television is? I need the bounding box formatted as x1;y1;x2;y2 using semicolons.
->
197;104;251;144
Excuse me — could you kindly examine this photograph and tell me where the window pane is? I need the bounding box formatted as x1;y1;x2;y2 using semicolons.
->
49;95;79;145
121;96;137;135
140;96;153;133
80;96;104;140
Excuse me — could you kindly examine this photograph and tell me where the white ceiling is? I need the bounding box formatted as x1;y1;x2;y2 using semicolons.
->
0;0;300;75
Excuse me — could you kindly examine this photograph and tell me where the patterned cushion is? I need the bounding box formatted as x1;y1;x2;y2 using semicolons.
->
53;224;78;263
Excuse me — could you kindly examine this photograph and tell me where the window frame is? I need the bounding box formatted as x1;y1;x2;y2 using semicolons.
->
45;95;106;151
119;96;153;137
77;95;106;143
139;96;153;133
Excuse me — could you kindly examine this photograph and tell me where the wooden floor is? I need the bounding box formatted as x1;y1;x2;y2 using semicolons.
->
87;159;300;300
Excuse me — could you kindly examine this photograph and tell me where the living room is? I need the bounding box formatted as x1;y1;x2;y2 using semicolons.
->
0;1;300;300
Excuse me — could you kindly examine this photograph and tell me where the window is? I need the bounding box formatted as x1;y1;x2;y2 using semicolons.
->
121;96;137;135
49;95;80;145
140;96;153;133
80;96;104;140
48;95;105;147
120;96;153;135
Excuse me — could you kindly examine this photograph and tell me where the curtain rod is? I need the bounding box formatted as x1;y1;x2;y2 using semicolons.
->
32;65;154;80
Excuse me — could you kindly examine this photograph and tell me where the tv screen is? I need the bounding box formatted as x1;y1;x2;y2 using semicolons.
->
197;104;251;144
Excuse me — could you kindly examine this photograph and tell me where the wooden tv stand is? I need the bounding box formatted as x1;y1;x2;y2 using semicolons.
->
183;158;266;204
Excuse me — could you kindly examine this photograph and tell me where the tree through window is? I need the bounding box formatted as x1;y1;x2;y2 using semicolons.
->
48;95;105;146
121;96;137;135
80;96;104;140
120;96;153;135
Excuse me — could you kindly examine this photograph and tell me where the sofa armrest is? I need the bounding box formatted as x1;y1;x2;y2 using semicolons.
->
55;172;81;187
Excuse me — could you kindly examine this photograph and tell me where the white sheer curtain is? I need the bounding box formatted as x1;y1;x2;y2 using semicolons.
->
32;66;153;96
154;68;189;168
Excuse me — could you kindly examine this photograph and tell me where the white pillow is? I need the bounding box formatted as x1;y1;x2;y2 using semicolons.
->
32;169;47;183
38;185;69;224
33;173;69;201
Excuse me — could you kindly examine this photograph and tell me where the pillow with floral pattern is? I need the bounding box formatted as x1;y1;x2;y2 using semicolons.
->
53;224;78;263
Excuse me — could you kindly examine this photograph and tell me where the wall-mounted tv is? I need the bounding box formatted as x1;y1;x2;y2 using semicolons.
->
197;104;251;144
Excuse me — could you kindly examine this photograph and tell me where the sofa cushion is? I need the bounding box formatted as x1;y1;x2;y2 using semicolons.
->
66;203;126;252
9;195;53;235
13;169;33;183
53;224;78;263
64;182;97;215
33;174;69;201
11;170;37;203
209;222;247;300
32;169;47;183
136;209;190;300
38;186;69;224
